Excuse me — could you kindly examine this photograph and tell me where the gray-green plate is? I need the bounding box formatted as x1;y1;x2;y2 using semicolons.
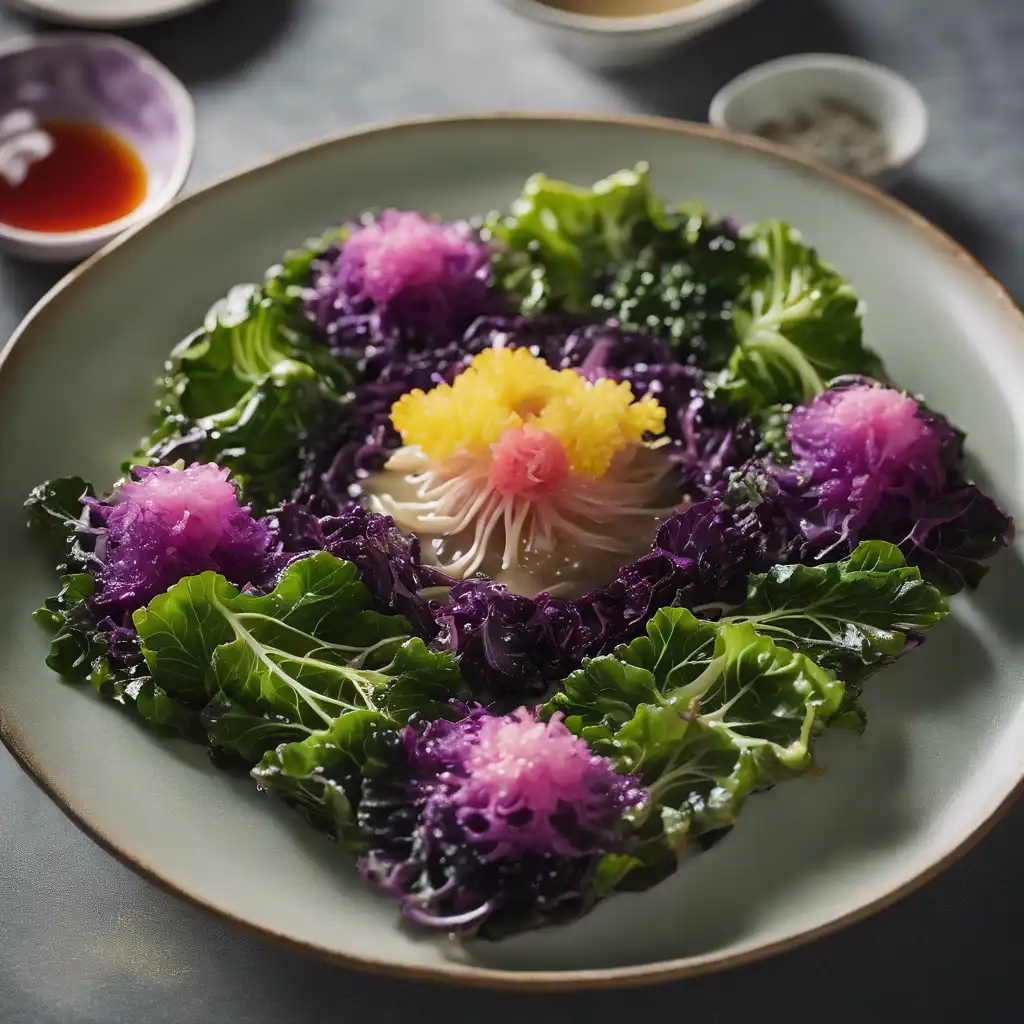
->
2;114;1023;990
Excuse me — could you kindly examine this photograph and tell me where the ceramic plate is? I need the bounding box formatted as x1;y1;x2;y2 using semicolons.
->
9;0;215;27
2;114;1023;989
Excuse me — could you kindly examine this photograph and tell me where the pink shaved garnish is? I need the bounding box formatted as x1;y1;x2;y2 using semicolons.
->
488;426;569;500
341;210;482;307
789;384;939;471
465;710;592;801
95;463;270;614
113;463;242;543
450;707;633;855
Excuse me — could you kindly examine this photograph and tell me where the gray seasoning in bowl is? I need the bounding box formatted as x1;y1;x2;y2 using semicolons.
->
753;97;891;178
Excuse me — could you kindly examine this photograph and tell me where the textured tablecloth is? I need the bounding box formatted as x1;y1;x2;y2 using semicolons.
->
2;1;1022;1020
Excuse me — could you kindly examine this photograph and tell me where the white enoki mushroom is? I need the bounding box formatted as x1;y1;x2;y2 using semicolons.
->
369;444;680;580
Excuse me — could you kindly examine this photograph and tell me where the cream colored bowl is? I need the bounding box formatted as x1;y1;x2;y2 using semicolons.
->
498;0;763;68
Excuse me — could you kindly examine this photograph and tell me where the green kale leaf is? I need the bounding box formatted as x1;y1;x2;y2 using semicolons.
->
89;660;204;742
33;572;106;682
715;220;887;409
592;204;763;368
545;607;843;891
486;163;669;314
133;552;467;763
25;476;93;537
132;253;353;512
723;540;949;683
251;710;398;847
487;170;885;391
201;694;310;766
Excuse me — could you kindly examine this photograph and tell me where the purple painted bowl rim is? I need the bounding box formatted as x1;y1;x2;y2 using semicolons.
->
0;32;196;249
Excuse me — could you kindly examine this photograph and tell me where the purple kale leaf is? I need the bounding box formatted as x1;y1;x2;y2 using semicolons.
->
306;210;498;355
771;377;1014;593
261;502;450;637
357;704;645;936
86;463;271;619
301;316;756;513
433;493;783;698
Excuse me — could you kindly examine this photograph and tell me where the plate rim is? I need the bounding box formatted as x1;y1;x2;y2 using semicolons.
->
7;0;216;28
2;111;1023;991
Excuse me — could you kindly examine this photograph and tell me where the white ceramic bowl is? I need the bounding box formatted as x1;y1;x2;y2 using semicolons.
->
498;0;763;69
709;53;929;183
0;34;195;263
9;0;216;27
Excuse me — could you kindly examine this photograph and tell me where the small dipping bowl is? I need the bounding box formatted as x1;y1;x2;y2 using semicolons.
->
709;53;929;184
498;0;764;70
0;34;195;262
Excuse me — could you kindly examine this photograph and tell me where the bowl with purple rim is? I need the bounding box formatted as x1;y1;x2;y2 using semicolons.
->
0;33;195;262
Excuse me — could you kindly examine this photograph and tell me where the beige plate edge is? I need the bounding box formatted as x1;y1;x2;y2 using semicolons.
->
2;111;1023;991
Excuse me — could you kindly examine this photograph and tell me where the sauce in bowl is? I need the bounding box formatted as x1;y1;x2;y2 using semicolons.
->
0;119;147;233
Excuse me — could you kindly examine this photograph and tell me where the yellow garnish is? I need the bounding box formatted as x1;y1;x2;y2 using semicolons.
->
390;346;666;478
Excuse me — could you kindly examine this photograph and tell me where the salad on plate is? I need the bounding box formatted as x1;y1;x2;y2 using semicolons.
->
26;165;1014;940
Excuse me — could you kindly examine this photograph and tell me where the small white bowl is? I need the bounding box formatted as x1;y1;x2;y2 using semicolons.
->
709;53;929;183
0;34;195;263
498;0;764;70
9;0;216;27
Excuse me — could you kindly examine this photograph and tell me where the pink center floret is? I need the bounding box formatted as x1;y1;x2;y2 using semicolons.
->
488;426;569;500
341;210;482;307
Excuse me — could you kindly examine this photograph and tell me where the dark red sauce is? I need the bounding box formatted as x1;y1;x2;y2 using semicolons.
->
0;119;147;233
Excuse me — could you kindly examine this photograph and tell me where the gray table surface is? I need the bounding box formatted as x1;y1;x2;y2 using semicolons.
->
2;0;1022;1020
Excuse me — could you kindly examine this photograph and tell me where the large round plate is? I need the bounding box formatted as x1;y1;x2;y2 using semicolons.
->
2;114;1023;989
9;0;215;27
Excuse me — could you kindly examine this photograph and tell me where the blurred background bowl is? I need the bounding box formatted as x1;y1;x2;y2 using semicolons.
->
0;33;194;262
8;0;216;28
498;0;763;69
709;53;929;184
